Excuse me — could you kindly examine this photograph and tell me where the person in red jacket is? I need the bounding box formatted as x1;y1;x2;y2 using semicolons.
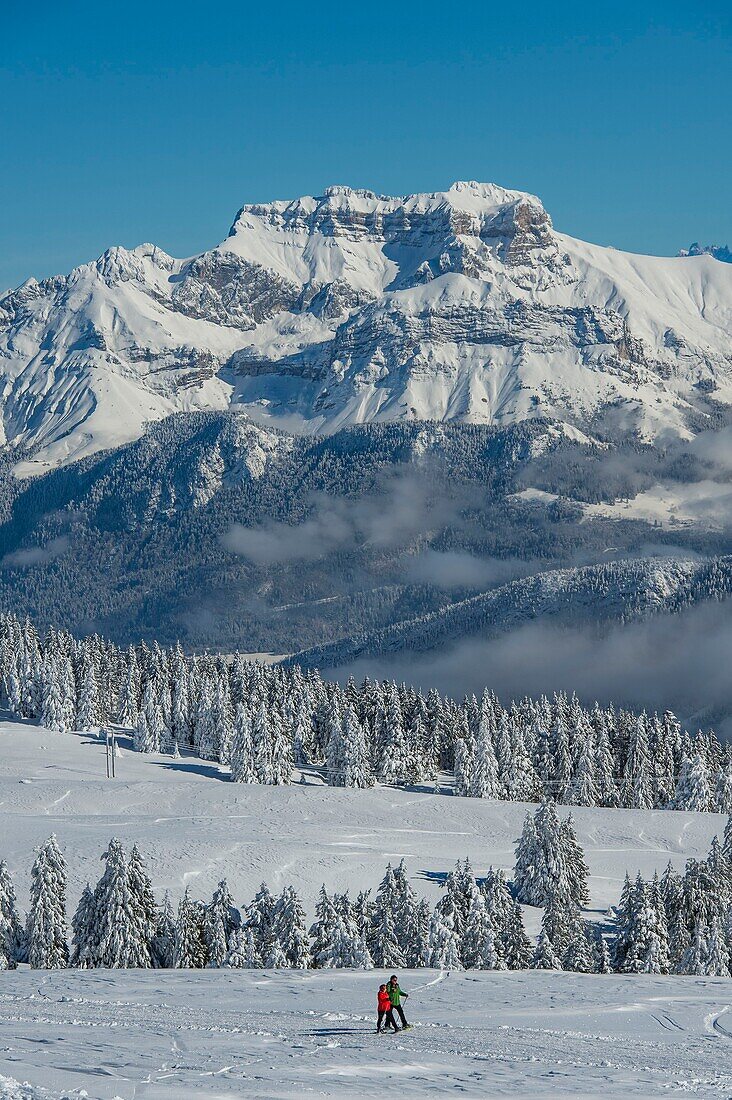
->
377;983;399;1033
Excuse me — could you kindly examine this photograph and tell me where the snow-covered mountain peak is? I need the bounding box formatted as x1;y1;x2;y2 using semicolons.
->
2;179;732;473
226;179;552;250
220;181;562;303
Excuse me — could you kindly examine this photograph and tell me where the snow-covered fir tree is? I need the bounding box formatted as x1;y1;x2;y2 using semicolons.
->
204;879;239;967
271;885;310;969
0;860;25;967
27;835;69;969
70;884;96;968
89;838;152;968
174;889;207;968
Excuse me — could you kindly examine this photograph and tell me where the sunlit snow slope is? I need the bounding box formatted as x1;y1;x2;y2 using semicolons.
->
2;722;732;1098
2;182;732;472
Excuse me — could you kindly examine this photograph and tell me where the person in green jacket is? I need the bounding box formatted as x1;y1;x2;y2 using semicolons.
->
387;974;411;1029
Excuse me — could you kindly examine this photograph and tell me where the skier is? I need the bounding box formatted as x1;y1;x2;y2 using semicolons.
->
377;983;399;1033
387;974;411;1030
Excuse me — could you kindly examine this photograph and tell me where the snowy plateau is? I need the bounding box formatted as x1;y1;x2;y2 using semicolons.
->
2;723;732;1099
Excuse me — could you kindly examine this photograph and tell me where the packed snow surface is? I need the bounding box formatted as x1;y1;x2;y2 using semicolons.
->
2;722;732;1096
3;968;732;1098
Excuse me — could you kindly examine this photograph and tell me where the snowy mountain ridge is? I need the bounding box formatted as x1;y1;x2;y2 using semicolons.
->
2;180;732;473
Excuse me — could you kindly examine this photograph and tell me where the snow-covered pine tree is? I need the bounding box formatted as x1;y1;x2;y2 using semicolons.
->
74;656;100;732
252;704;273;784
0;860;25;967
270;885;310;969
620;876;671;975
678;923;710;976
341;705;373;788
39;654;66;732
593;928;613;973
507;724;542;803
391;859;419;964
211;672;234;766
513;811;540;905
117;647;140;728
453;736;472;798
531;929;562;969
90;838;151;968
70;884;96;968
230;704;257;783
560;814;590;908
174;889;207;968
469;710;500;799
203;879;239;968
514;801;587;909
309;885;339;969
550;713;573;804
225;926;260;969
539;890;575;963
127;844;157;963
566;730;600;808
292;703;311;769
463;887;504;970
706;916;730;977
170;647;190;747
134;682;160;753
672;753;711;812
593;717;619;808
371;905;404;968
426;906;463;970
562;916;596;973
647;713;676;808
714;760;732;814
269;706;294;785
323;895;373;969
58;655;77;732
483;867;532;970
411;897;432;968
375;684;411;785
352;889;373;939
619;715;654;809
27;835;69;969
152;892;176;969
245;882;276;963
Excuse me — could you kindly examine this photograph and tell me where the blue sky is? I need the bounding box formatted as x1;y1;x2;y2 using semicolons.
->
2;0;730;289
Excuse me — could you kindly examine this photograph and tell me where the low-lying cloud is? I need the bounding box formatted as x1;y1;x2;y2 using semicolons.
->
1;535;70;569
331;598;732;737
221;471;474;566
402;550;538;590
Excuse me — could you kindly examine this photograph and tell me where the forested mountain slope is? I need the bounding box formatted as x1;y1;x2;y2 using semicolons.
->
289;555;732;669
0;411;726;651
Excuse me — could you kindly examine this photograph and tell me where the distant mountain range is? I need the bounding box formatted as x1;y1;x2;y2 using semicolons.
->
678;242;732;263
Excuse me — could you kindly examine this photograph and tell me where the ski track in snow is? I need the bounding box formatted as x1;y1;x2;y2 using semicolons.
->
3;970;732;1098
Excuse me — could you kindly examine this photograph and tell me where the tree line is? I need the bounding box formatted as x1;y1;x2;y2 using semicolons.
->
4;810;731;975
1;613;729;813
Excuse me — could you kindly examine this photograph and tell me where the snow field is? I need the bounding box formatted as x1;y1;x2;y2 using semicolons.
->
4;720;732;1096
2;968;732;1097
0;722;726;926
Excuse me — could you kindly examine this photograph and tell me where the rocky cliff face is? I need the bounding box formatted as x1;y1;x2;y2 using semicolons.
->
2;181;732;472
